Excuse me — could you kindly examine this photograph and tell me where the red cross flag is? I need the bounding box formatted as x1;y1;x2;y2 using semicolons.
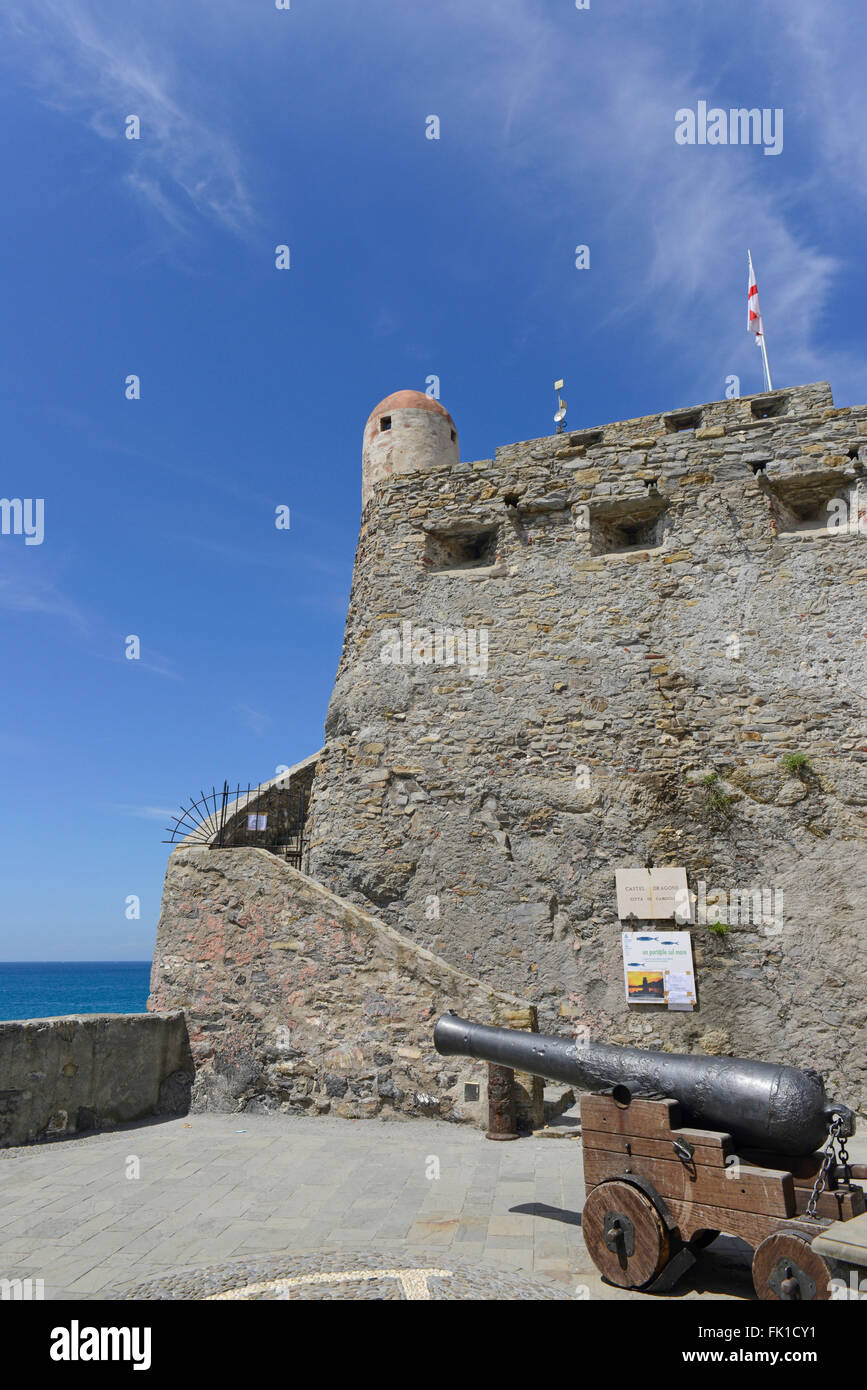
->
748;252;764;339
747;249;773;391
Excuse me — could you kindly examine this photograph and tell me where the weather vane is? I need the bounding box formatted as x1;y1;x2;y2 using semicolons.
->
553;378;567;433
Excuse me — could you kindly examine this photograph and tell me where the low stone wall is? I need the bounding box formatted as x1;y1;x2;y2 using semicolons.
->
148;847;537;1125
0;1012;193;1148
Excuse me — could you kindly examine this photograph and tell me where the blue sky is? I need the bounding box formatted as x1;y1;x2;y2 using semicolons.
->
1;0;864;960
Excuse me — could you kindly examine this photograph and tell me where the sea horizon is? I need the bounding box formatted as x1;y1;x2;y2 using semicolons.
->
0;960;153;1022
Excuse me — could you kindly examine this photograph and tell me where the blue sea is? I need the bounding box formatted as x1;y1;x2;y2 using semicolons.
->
0;962;152;1022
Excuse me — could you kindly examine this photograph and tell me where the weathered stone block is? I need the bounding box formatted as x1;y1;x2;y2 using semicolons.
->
0;1013;193;1148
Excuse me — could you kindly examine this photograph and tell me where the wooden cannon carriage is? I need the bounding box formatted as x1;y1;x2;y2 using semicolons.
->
434;1011;864;1298
579;1091;866;1299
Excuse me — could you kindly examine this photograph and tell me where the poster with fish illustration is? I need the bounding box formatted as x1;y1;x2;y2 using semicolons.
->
622;932;696;1010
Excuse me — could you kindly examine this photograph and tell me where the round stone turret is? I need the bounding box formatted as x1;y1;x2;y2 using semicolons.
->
362;390;458;507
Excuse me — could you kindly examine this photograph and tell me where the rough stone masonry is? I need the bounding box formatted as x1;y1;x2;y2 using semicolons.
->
152;382;866;1121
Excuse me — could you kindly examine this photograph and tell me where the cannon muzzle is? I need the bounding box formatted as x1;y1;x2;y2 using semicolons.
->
434;1012;855;1155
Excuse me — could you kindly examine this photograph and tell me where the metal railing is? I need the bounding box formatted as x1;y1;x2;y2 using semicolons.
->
163;780;307;866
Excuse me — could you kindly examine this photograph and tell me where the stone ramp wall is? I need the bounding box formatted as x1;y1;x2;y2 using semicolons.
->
148;847;535;1124
0;1012;193;1148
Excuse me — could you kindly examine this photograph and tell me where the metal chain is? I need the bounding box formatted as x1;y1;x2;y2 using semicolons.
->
805;1116;842;1219
837;1129;852;1186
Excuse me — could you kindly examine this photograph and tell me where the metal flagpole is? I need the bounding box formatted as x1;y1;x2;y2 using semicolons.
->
759;328;773;393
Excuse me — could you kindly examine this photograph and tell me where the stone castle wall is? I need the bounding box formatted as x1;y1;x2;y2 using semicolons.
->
304;382;867;1112
148;847;540;1124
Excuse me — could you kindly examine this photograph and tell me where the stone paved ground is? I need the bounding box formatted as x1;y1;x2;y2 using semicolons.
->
1;1113;864;1301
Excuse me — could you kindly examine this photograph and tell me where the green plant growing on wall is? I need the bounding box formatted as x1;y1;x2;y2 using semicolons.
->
698;771;735;822
707;919;731;938
783;751;812;778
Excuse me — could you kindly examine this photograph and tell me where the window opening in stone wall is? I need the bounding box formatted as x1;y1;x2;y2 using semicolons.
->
380;415;392;431
587;500;667;556
664;409;702;433
424;527;499;571
594;515;662;554
765;473;852;538
751;395;788;420
569;429;603;448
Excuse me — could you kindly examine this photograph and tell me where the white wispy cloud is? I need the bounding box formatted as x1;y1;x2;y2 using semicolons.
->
0;571;90;633
116;803;178;821
4;0;863;399
407;0;866;404
93;647;183;682
235;703;271;735
1;0;256;238
769;0;867;186
136;658;184;682
0;561;185;678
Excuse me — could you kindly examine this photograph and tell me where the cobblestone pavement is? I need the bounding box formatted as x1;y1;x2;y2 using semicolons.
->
117;1248;573;1300
1;1112;864;1301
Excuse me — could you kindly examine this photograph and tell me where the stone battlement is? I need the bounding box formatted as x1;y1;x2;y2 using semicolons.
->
353;383;866;582
493;380;838;460
364;384;866;550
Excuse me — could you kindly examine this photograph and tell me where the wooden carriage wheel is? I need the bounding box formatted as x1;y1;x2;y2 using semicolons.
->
752;1232;836;1301
582;1180;672;1289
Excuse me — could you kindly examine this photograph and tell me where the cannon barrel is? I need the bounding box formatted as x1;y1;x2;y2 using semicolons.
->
434;1013;855;1155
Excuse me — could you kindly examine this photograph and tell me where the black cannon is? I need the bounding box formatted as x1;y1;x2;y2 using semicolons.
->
435;1013;863;1298
434;1012;855;1156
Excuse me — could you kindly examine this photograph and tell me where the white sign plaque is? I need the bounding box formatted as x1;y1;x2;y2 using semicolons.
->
615;867;692;922
621;931;696;1010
